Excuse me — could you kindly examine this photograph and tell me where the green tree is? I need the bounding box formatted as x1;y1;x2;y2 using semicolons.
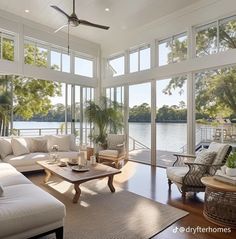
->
85;97;123;145
0;39;61;136
163;19;236;119
129;103;151;122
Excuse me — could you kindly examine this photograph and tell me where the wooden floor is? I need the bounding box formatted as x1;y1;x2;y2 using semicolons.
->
113;161;236;239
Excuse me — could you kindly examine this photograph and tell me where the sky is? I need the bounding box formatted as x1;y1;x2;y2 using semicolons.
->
129;80;187;108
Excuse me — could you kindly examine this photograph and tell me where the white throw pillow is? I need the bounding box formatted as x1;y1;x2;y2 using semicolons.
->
47;135;71;152
0;138;13;159
11;138;30;156
0;184;3;197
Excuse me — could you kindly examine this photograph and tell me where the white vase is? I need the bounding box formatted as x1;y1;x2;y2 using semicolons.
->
225;167;236;177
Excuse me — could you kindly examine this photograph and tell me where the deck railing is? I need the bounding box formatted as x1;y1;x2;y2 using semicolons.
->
7;124;236;153
129;136;150;151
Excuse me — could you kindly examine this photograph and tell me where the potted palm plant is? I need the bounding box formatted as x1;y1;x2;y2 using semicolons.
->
225;152;236;177
85;97;123;149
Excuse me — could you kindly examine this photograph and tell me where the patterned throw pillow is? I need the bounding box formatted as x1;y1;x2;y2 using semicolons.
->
30;138;48;153
194;150;216;165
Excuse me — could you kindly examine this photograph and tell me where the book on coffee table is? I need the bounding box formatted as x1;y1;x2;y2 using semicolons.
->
214;170;236;185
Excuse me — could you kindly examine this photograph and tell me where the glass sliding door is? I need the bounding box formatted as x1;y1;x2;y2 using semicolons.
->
74;85;80;143
129;83;151;164
0;75;12;136
66;84;72;134
156;77;187;167
81;87;94;146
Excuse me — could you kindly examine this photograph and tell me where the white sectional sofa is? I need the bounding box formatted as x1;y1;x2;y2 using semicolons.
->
0;163;66;239
0;134;80;172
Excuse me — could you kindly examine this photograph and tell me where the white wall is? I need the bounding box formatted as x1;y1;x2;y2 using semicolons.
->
0;9;101;87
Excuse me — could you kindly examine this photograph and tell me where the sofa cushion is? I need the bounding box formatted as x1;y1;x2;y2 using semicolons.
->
0;138;13;159
166;167;189;184
99;149;119;158
47;135;71;152
0;184;3;197
0;184;65;239
30;138;48;153
3;153;49;167
0;163;32;187
12;138;30;156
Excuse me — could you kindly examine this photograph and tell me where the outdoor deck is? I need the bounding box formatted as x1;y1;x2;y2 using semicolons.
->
129;149;176;168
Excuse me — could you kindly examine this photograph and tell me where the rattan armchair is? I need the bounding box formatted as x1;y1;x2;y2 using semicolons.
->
98;134;126;168
167;142;232;198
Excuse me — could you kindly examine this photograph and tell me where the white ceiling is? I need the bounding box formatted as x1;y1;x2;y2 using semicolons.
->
0;0;201;48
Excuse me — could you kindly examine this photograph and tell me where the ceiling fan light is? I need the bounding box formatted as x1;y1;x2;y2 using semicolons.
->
105;8;110;12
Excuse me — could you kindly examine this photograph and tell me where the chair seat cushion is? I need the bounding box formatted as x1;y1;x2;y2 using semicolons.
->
3;153;49;167
0;184;65;239
166;167;189;184
99;149;119;158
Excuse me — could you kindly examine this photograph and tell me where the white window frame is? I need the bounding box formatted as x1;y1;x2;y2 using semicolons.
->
74;53;95;78
129;44;151;73
0;31;16;61
108;54;125;77
158;32;187;66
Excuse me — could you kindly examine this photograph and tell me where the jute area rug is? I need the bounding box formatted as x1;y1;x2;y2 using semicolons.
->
28;173;188;239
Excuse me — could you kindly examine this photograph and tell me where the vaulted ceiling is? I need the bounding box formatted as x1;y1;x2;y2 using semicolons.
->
0;0;201;47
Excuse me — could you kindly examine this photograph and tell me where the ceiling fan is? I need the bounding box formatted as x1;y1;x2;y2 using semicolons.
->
51;0;110;32
51;0;110;53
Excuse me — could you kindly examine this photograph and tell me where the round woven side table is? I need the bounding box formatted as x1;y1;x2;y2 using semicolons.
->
201;177;236;229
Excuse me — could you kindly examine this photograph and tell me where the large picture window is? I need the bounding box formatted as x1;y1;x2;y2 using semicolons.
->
195;15;236;57
50;50;61;71
195;22;217;57
219;15;236;52
74;56;94;78
0;32;15;61
108;55;125;77
158;33;187;66
129;45;150;73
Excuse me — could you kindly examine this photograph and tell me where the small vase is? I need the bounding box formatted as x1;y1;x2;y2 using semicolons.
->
225;167;236;177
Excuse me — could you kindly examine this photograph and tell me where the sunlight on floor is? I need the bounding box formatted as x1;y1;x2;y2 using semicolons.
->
47;181;71;193
115;161;137;183
80;200;90;207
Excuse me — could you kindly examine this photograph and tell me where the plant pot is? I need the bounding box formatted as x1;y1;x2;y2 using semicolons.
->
225;167;236;177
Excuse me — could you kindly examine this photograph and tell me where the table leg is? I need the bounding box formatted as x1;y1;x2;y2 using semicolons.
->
44;169;52;183
73;183;81;203
108;175;115;193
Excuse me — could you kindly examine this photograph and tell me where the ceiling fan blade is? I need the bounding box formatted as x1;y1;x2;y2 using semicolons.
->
79;20;110;30
54;24;68;33
51;5;70;19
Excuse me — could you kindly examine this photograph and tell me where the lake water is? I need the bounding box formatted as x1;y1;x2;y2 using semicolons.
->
13;121;188;152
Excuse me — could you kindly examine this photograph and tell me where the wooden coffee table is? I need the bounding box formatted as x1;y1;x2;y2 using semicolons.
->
37;161;121;203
